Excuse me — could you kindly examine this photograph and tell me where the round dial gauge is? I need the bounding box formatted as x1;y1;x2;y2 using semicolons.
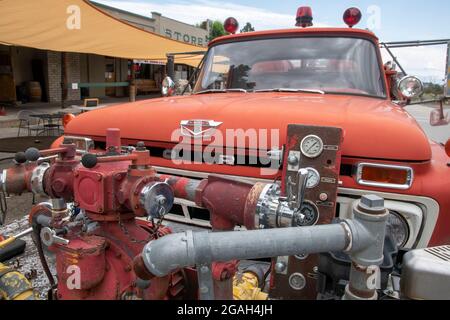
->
305;167;320;189
300;135;324;158
294;201;319;226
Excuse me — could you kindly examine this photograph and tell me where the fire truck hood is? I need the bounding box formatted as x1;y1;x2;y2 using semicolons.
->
66;93;432;161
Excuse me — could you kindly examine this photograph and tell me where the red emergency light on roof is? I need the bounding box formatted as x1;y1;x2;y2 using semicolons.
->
296;6;313;28
224;17;239;34
343;7;362;28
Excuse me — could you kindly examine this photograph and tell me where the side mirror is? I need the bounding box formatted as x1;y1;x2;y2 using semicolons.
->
397;76;424;101
430;99;450;126
161;76;175;97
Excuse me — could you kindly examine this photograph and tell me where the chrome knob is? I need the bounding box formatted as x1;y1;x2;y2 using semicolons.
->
288;155;299;166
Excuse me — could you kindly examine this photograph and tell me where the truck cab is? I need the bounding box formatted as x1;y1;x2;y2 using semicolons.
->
59;17;450;251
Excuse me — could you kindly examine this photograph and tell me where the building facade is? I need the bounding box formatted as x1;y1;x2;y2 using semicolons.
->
0;1;209;104
92;1;211;47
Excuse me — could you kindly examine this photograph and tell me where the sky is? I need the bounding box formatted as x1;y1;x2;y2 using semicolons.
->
96;0;450;83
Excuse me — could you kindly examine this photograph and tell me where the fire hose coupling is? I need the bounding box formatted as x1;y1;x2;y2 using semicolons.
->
255;169;309;229
30;162;50;197
256;183;295;229
139;181;174;219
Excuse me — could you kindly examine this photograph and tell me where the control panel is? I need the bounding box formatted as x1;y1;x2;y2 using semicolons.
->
270;124;343;300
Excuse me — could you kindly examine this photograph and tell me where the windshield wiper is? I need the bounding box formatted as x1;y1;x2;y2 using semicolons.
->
254;88;325;95
195;88;247;95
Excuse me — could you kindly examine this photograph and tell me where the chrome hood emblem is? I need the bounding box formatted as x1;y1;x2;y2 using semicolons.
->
180;120;223;139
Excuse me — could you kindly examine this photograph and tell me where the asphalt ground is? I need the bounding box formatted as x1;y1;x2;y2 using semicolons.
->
404;103;450;144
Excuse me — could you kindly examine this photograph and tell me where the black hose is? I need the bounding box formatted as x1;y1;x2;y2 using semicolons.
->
33;223;55;288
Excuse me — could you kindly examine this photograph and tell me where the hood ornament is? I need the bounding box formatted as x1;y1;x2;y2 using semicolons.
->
180;120;223;139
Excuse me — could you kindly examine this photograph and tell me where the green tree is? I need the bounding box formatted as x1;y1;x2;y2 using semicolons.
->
424;83;444;98
196;20;209;30
210;20;226;40
240;22;255;33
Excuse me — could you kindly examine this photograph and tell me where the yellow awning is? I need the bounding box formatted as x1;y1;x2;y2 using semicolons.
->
0;0;205;66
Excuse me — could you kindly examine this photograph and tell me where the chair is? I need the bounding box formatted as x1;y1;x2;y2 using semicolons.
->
84;98;99;108
16;110;45;137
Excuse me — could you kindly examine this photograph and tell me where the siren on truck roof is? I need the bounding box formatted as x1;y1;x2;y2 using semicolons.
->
296;6;313;28
295;6;362;28
224;17;239;34
343;7;362;28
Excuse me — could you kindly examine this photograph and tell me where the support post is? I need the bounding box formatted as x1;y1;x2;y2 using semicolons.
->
61;52;66;109
167;55;175;80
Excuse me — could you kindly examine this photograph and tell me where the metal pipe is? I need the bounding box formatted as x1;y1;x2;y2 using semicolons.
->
381;39;450;46
344;195;389;300
136;195;388;300
140;222;351;278
382;43;407;75
383;42;448;48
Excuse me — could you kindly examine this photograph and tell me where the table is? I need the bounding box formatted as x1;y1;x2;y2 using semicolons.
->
29;113;65;136
72;105;109;113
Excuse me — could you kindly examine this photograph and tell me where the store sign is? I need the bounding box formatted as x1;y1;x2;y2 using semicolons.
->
133;60;166;65
163;28;209;46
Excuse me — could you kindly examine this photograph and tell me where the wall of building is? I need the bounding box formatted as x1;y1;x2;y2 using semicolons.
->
88;54;106;98
11;46;47;86
47;51;81;103
115;58;129;97
47;51;62;103
92;2;209;47
80;54;129;99
65;52;81;101
91;2;156;33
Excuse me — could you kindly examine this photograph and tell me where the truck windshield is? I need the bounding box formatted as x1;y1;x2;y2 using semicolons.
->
194;37;386;98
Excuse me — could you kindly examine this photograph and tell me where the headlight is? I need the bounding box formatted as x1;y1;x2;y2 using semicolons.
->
386;210;409;248
397;76;423;99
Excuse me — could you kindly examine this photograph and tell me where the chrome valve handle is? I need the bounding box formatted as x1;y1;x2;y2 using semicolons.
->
40;227;69;246
296;168;309;211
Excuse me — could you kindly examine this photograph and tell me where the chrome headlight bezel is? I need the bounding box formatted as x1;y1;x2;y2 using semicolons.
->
387;210;410;248
356;163;414;190
397;76;424;100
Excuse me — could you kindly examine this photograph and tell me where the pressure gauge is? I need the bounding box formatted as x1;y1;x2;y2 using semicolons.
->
305;167;320;189
294;201;319;226
300;135;324;158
